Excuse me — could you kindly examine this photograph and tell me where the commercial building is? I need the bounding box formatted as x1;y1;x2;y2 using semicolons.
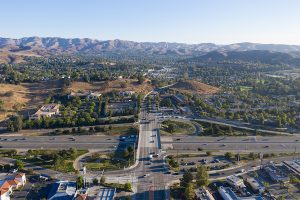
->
245;177;265;194
283;159;300;176
98;188;116;200
218;187;264;200
226;175;245;188
195;188;215;200
264;164;289;183
48;181;77;200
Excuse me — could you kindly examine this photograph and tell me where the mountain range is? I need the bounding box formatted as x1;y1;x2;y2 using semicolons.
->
1;36;300;64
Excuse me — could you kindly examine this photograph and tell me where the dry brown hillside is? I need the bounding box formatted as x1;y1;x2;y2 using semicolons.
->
0;81;63;121
68;79;153;94
170;80;219;94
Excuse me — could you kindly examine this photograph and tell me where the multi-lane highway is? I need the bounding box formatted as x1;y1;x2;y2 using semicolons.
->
162;136;300;153
0;135;120;149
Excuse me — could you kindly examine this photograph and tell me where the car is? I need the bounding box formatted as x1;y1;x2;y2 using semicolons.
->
164;171;171;174
181;162;187;166
264;145;269;148
143;174;149;177
173;172;179;175
187;162;195;165
175;138;181;141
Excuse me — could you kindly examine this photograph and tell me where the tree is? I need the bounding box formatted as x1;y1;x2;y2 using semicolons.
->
92;178;99;185
225;152;233;160
76;176;84;189
196;165;209;188
123;149;129;158
4;164;11;172
167;123;176;133
180;171;193;188
206;151;212;156
185;183;195;200
7;115;23;132
0;99;4;110
137;75;145;84
100;176;106;185
15;160;24;170
124;182;132;191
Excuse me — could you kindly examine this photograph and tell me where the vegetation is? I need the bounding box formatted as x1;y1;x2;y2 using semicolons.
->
161;120;195;135
0;148;88;173
196;165;209;188
166;155;179;169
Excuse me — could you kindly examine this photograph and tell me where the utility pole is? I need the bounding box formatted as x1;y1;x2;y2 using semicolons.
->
134;142;136;162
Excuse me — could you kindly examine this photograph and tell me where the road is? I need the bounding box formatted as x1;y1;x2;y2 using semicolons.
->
134;96;167;200
161;136;300;153
0;135;121;149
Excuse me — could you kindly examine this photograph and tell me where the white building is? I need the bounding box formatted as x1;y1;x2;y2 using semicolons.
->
226;175;245;188
30;104;60;120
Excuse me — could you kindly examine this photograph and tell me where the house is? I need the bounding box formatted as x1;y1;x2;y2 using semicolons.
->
30;104;60;120
0;180;12;200
11;173;26;187
0;173;26;200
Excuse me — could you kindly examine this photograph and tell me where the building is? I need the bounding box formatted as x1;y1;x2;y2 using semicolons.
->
48;181;77;200
283;159;300;176
195;188;215;200
98;188;116;200
30;104;60;120
218;187;264;200
0;180;12;200
0;173;26;200
119;90;135;96
264;164;289;183
226;175;245;188
69;91;101;99
245;177;265;194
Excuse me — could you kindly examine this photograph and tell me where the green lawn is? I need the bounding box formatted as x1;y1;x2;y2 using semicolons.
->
0;149;88;173
161;120;195;135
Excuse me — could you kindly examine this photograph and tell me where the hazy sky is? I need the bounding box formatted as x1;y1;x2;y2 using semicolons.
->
1;0;300;44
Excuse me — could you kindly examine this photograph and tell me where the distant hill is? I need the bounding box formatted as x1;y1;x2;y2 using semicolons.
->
184;50;300;67
170;80;219;94
1;36;300;63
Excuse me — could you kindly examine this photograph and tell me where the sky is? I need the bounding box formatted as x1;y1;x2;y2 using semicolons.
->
1;0;300;44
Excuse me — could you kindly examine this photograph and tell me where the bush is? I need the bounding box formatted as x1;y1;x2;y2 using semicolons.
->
124;182;132;192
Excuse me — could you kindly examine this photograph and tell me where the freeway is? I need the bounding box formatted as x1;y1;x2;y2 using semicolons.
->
0;135;120;149
162;136;300;153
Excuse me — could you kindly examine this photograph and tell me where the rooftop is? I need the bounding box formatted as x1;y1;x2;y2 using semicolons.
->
48;181;77;200
283;159;300;176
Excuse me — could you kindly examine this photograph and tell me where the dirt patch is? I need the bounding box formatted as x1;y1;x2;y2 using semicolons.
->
170;80;219;94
